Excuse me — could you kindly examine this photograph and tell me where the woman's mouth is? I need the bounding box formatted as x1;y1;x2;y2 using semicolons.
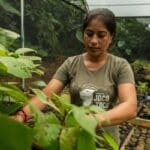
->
89;47;100;51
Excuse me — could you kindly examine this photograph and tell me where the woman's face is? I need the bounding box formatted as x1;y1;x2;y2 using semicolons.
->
83;18;113;57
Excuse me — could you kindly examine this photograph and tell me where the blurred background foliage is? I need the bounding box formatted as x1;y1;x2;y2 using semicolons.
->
0;0;88;58
0;0;149;84
0;0;150;61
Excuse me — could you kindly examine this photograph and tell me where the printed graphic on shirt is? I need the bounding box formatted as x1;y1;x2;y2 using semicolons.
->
80;88;96;106
79;84;110;110
93;90;110;110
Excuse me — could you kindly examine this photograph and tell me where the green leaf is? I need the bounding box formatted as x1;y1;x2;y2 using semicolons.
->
31;80;47;88
73;107;98;136
0;83;28;103
0;56;43;78
65;110;79;127
31;89;60;113
34;123;61;147
0;62;8;76
102;132;119;150
21;55;42;61
0;43;7;50
60;93;71;104
0;57;32;78
77;129;96;150
0;28;20;48
89;105;105;114
0;101;22;115
15;48;37;55
30;105;61;148
76;30;83;43
125;48;131;55
43;140;59;150
0;44;8;56
60;127;78;150
0;0;20;15
63;0;88;12
0;114;33;150
0;27;20;39
51;93;72;115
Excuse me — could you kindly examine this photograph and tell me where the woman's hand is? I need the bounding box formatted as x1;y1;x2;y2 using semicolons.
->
93;113;110;127
10;110;28;122
10;114;24;122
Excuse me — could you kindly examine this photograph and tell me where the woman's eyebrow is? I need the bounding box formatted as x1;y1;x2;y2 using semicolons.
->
85;28;107;33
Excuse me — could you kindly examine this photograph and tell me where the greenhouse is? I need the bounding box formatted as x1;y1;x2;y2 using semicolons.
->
0;0;149;150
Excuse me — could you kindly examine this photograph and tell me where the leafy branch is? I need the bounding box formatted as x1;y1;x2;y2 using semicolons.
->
61;0;88;13
30;90;119;150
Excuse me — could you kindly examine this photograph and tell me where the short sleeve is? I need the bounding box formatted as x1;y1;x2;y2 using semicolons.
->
52;58;70;85
117;59;135;84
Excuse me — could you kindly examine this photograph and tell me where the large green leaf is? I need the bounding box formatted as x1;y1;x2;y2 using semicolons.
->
34;123;61;148
65;110;78;127
0;62;8;76
30;105;61;148
15;48;37;55
18;58;43;76
0;44;8;56
0;83;28;103
0;27;20;39
0;56;43;78
59;93;71;104
77;129;96;150
43;140;59;150
76;30;83;43
89;105;105;114
60;127;78;150
0;101;22;115
21;55;42;61
0;27;20;48
73;106;98;136
51;93;72;115
0;57;32;78
0;114;33;150
0;0;20;15
31;80;47;88
102;132;119;150
31;89;60;113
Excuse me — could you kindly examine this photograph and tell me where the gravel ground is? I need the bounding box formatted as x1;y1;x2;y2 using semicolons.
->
119;100;150;150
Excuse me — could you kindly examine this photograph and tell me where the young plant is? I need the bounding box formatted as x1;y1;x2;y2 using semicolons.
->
136;81;148;94
30;90;119;150
0;28;43;115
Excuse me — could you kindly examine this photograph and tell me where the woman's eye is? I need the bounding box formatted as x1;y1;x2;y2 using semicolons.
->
98;33;106;38
98;31;108;38
86;32;93;37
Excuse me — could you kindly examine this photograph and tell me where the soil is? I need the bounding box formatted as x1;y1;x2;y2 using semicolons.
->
26;56;67;89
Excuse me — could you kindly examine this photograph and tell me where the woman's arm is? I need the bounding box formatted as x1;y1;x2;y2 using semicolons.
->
95;83;137;126
14;79;64;122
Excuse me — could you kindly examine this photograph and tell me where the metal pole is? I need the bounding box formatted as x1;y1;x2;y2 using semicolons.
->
21;0;25;89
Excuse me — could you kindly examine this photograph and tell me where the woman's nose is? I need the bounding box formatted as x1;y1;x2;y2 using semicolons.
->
90;35;99;44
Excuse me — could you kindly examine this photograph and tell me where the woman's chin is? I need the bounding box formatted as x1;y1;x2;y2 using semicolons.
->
89;51;103;57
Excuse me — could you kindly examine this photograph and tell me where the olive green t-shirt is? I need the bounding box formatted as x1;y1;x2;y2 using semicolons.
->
53;53;135;143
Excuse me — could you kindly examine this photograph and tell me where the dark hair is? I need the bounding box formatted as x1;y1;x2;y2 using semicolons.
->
83;8;116;36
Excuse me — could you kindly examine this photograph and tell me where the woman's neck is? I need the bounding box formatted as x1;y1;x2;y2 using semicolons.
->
83;52;109;63
82;52;109;71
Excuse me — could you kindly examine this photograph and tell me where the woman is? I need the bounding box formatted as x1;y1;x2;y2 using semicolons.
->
14;8;137;143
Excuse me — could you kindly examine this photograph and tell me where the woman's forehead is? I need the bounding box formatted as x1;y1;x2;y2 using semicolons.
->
86;18;108;30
